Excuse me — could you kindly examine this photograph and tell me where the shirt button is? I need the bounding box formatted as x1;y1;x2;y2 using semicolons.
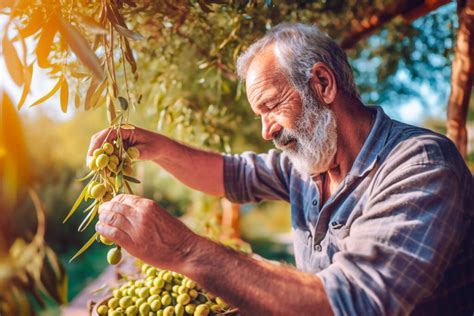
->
312;200;317;206
314;244;322;252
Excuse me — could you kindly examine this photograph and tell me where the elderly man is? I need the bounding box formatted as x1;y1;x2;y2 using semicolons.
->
91;23;473;315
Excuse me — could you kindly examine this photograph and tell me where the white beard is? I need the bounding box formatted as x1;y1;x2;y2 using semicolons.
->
273;96;338;177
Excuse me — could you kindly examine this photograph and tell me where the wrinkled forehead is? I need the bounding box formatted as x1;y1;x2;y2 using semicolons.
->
245;45;289;92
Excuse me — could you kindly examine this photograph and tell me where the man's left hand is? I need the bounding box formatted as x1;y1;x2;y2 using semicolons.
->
96;194;198;271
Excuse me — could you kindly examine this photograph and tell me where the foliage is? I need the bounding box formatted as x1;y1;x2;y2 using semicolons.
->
0;94;67;316
1;1;459;150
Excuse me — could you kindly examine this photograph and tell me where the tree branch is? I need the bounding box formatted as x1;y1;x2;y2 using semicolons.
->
340;0;450;50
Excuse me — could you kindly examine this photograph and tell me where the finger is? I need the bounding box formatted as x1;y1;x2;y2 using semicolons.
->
96;222;132;248
113;193;141;205
98;200;135;215
99;208;134;229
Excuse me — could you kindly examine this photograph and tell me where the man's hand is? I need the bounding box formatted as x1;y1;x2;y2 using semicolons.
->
95;194;199;272
87;126;160;163
86;126;225;196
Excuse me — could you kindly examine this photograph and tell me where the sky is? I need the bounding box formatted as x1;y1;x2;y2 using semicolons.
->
0;15;447;126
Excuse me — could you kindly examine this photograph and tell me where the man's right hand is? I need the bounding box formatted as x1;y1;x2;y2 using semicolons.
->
87;126;160;164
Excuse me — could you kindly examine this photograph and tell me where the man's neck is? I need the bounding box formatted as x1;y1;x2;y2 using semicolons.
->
326;97;375;187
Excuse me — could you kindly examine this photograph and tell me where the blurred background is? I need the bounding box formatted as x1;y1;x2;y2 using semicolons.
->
1;0;473;315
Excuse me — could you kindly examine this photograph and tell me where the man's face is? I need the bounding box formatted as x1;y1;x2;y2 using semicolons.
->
246;48;338;176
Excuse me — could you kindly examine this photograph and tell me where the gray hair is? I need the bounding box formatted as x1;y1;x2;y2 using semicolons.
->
236;23;360;100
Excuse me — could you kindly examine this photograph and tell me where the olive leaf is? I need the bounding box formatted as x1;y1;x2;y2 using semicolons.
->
17;64;33;110
63;183;88;223
69;232;99;262
82;200;98;214
124;181;134;194
76;170;95;182
36;19;57;69
60;76;69;113
18;9;44;38
123;175;140;184
74;84;81;109
29;78;63;107
2;34;24;86
78;204;99;232
57;15;105;80
84;77;100;110
113;24;144;41
74;13;108;34
90;79;107;109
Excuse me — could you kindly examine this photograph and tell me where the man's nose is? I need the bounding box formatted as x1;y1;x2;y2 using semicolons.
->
261;115;281;141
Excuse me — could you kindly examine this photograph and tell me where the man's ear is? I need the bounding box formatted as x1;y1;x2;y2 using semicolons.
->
309;62;337;104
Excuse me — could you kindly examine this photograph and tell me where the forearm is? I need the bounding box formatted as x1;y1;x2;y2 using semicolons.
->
150;134;224;196
182;237;334;316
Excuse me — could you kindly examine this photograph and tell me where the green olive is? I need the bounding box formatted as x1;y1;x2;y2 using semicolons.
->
135;298;145;306
163;306;174;316
150;299;161;312
216;297;229;309
103;142;115;155
163;272;172;283
153;278;165;289
107;247;122;265
88;157;98;171
90;183;107;200
194;304;209;316
178;285;187;294
161;295;171;306
177;293;190;305
188;289;198;298
119;296;133;308
185;304;196;314
108;297;119;309
113;289;122;298
185;279;196;289
210;304;220;313
138;302;150;315
125;305;138;316
147;295;160;304
97;305;108;315
93;148;105;157
146;267;157;277
127;147;140;160
108;162;118;173
141;264;150;274
175;303;185;316
96;153;110;169
138;287;150;298
100;234;114;246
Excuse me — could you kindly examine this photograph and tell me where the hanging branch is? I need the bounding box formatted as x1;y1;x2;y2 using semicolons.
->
446;0;474;158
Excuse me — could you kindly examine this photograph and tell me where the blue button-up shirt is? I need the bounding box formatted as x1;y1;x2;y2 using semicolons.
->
223;106;474;315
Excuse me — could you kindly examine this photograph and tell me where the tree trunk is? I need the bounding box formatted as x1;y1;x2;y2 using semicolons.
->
446;0;474;159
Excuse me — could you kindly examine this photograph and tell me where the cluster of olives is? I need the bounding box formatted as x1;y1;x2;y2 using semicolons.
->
66;134;140;265
88;139;139;265
96;264;233;316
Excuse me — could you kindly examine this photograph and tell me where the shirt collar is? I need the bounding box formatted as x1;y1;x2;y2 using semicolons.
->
347;105;392;179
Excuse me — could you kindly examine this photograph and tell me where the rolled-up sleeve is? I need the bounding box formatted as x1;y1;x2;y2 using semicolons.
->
317;163;470;316
223;150;293;203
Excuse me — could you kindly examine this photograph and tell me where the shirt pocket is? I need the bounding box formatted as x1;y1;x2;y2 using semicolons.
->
327;223;350;259
292;228;312;273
